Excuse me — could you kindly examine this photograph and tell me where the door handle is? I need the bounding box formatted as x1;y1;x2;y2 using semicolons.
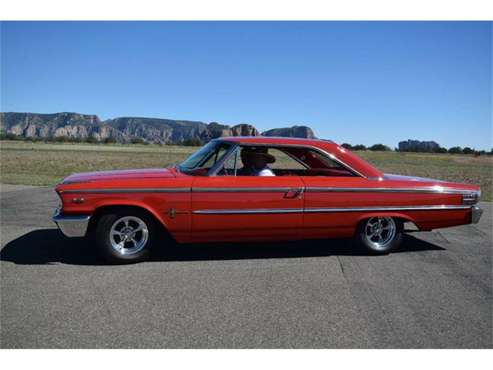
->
284;188;303;199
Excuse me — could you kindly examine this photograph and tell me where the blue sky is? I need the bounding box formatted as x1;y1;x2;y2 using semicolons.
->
1;21;491;149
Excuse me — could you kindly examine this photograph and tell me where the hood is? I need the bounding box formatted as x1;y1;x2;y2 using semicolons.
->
62;168;175;184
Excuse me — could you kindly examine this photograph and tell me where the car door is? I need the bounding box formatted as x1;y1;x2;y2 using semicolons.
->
190;147;304;242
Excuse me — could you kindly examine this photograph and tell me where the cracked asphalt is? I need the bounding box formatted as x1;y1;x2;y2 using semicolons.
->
0;184;491;348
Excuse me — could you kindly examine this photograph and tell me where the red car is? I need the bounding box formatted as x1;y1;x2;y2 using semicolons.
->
53;137;483;263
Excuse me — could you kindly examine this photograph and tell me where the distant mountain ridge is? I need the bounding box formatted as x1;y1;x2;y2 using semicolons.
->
262;126;315;139
0;112;315;144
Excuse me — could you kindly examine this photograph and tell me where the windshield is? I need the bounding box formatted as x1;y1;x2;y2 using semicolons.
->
178;141;233;174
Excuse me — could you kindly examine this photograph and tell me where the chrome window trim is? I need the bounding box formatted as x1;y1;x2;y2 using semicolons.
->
216;140;367;178
233;148;239;176
192;204;472;215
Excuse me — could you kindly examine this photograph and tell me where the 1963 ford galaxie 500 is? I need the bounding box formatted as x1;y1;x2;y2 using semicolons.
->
53;137;482;263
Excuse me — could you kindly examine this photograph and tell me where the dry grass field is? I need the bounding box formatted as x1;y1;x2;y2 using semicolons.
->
1;140;491;200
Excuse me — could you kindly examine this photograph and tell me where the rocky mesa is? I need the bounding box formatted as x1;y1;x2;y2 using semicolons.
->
0;112;315;144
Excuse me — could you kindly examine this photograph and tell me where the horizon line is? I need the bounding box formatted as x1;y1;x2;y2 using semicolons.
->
0;110;490;150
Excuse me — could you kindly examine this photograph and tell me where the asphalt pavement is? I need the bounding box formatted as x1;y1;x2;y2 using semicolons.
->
0;184;491;348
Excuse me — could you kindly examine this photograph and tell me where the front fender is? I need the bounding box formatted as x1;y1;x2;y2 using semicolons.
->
89;199;171;231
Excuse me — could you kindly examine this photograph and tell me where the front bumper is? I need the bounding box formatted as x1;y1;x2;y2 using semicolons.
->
471;205;483;224
53;209;91;237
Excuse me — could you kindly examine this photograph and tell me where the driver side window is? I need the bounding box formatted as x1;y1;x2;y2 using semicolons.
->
201;144;230;169
217;147;241;176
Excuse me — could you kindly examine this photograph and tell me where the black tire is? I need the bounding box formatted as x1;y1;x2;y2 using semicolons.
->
95;208;158;264
354;216;403;254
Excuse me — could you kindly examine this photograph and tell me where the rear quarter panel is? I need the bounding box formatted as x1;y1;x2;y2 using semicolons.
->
301;176;474;238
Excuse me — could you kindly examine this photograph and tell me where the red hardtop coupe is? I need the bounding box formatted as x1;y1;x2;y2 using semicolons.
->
54;137;482;263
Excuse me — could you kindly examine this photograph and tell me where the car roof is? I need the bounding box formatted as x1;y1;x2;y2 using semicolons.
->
217;136;334;146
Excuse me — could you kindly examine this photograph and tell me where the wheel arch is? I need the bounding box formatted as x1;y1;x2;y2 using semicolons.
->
87;203;173;239
353;211;416;231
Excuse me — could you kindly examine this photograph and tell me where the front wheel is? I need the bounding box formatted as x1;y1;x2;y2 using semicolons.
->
95;209;158;263
355;216;402;254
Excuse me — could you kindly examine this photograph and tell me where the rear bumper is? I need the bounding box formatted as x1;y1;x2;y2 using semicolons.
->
53;209;91;237
471;205;483;224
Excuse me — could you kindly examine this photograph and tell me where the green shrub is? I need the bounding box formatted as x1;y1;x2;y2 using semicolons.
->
130;138;146;144
369;143;391;151
103;137;118;144
434;147;448;153
448;146;463;154
181;138;203;146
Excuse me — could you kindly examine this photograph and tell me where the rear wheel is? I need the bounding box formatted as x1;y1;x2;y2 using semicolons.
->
95;209;158;263
355;216;402;254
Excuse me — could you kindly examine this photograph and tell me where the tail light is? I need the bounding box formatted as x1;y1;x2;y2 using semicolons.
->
463;191;480;205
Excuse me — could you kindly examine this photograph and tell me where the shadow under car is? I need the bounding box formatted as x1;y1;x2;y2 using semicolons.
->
0;228;446;266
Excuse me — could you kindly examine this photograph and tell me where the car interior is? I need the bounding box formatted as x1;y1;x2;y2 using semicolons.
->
218;145;356;177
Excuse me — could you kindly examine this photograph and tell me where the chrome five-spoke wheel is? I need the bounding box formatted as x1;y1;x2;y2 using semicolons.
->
356;216;402;254
96;209;157;263
364;217;396;250
110;216;149;255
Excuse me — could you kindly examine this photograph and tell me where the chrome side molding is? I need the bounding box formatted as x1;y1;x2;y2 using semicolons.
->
61;188;190;194
193;204;472;215
193;208;303;215
61;187;479;196
192;187;294;193
303;205;471;213
305;187;480;195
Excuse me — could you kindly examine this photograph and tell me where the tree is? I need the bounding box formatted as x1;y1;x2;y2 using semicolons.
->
130;137;146;144
54;136;69;143
369;143;391;151
181;138;203;146
448;146;463;154
352;144;367;151
435;147;448;154
341;143;353;150
103;137;117;144
462;147;474;155
0;132;22;141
